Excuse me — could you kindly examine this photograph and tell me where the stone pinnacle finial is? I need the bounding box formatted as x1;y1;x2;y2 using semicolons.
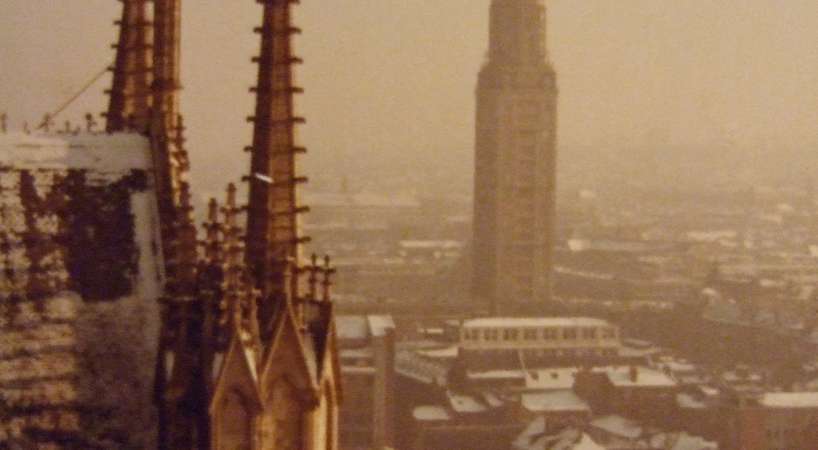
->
106;0;152;133
202;198;223;264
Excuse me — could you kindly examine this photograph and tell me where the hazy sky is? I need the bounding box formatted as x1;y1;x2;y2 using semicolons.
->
3;1;818;197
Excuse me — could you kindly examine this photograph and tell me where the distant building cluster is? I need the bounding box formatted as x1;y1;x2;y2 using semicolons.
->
335;314;818;450
303;189;468;305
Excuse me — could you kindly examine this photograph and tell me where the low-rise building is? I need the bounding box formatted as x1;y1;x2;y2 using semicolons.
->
459;317;621;369
737;392;818;450
337;315;396;450
575;366;678;426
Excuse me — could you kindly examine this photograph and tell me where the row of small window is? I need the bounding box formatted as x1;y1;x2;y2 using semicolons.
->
463;327;617;342
522;348;618;359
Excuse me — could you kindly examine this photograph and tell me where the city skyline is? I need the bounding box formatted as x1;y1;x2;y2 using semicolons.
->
6;2;818;449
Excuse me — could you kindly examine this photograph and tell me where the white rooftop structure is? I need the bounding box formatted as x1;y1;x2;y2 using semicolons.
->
651;432;718;450
368;315;395;337
336;316;369;340
336;314;395;340
395;350;448;386
417;346;459;359
525;368;579;390
447;391;488;414
600;366;677;388
521;390;590;414
467;369;526;381
413;405;451;422
590;415;643;440
513;420;605;450
677;393;708;410
760;392;818;408
1;132;152;172
518;366;678;390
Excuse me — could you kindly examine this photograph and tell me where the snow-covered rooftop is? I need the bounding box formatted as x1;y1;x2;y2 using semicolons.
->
521;390;590;413
447;391;488;414
468;369;526;381
601;366;677;388
590;415;643;440
514;421;604;450
656;359;697;373
652;432;718;450
413;405;451;422
512;417;546;450
395;350;448;386
336;316;369;340
482;391;504;408
525;368;578;390
619;345;662;358
418;346;459;359
336;315;395;340
368;315;395;337
677;393;707;409
0;132;151;172
760;392;818;409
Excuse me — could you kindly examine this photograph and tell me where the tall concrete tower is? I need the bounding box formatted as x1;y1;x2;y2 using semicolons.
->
473;0;558;313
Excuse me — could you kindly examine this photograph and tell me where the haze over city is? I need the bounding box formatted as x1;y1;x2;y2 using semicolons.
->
4;1;818;195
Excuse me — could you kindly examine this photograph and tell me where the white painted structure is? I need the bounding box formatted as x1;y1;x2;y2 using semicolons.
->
460;317;619;353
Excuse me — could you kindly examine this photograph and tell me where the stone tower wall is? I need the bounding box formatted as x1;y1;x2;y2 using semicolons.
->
0;134;162;448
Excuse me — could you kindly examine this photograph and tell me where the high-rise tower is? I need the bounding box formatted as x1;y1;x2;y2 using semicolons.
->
473;0;558;313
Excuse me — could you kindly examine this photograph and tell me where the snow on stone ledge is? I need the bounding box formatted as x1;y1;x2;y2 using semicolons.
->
0;132;151;173
1;131;161;302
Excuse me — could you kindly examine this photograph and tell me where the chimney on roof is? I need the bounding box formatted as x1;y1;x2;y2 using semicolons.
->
630;366;639;383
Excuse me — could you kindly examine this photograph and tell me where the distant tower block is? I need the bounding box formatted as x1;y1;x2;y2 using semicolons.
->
472;0;558;312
